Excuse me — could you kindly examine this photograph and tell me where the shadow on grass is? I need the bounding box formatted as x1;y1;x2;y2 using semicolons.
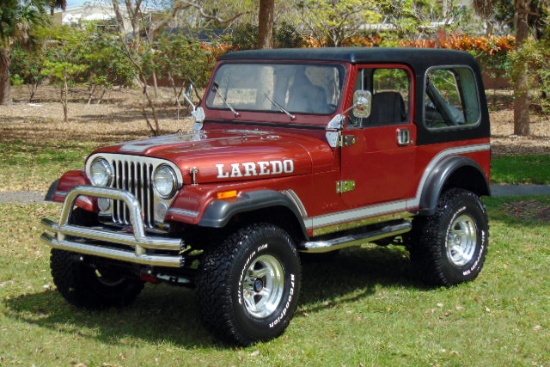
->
3;246;426;348
299;246;426;314
0;124;155;147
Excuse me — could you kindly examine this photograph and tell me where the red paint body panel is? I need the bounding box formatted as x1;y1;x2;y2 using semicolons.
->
55;50;491;238
95;129;336;186
54;170;89;202
54;170;96;211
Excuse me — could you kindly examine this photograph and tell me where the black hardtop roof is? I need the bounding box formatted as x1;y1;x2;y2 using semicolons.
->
219;47;478;70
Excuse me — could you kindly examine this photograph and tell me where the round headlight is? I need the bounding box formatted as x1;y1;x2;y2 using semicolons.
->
90;158;113;187
153;165;178;199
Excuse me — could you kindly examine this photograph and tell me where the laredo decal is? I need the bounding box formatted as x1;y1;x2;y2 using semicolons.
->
216;160;294;178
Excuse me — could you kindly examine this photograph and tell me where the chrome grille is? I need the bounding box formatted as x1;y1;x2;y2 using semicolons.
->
111;158;155;228
87;153;183;230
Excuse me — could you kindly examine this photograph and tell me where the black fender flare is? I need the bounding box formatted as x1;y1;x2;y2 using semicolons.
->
418;156;490;216
44;179;60;202
199;189;309;239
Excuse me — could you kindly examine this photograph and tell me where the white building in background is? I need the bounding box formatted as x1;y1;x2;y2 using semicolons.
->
52;2;132;32
62;6;113;24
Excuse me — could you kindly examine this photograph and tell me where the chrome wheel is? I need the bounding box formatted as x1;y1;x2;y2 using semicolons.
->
446;214;477;266
242;254;285;318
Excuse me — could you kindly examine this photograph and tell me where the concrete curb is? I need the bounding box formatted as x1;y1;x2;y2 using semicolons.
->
0;191;45;204
490;185;550;197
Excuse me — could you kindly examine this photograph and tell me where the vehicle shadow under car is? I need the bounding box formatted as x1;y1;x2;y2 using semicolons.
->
3;245;426;348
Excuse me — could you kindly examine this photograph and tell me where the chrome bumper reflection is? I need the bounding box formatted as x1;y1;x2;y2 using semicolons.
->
40;185;184;268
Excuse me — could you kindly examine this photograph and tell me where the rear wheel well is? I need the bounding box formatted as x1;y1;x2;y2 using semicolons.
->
442;165;490;197
419;159;490;216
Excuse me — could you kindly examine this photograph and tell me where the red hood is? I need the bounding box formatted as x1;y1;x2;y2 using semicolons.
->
93;129;335;184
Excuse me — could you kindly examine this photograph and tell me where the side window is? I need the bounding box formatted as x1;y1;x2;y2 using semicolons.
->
424;67;481;129
350;67;410;128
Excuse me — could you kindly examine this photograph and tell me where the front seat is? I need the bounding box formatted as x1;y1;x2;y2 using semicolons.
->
287;72;327;114
369;91;406;125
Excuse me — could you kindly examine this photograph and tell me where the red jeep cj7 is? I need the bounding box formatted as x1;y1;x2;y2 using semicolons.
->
42;47;491;346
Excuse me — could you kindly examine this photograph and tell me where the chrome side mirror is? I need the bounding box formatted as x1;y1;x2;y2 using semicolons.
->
182;83;205;130
352;90;372;118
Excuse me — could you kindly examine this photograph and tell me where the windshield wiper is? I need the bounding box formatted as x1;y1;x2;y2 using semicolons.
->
212;82;239;117
264;92;295;120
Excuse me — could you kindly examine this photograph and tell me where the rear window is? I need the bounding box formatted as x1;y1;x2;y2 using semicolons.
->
424;67;481;130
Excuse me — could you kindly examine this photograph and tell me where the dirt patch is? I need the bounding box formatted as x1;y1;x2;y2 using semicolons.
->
501;200;550;222
490;110;550;156
1;85;549;154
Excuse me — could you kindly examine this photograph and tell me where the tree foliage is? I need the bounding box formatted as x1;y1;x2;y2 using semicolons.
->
294;0;381;46
39;25;90;122
9;44;47;102
2;0;547;136
0;0;49;105
224;22;304;50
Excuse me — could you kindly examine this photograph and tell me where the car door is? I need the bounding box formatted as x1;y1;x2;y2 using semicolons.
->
339;65;417;209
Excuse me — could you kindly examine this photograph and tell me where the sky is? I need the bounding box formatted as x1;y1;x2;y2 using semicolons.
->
67;0;92;7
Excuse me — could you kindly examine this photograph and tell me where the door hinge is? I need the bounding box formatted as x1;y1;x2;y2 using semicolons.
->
342;135;356;147
337;180;356;193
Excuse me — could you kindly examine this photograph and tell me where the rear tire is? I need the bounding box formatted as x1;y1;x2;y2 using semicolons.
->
196;223;301;346
410;189;489;287
51;249;144;309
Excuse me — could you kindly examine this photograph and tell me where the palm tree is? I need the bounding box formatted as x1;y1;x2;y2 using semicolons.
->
49;0;67;16
0;0;49;105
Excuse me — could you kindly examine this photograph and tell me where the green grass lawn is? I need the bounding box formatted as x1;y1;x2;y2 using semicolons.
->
0;140;97;191
1;197;548;367
492;154;550;185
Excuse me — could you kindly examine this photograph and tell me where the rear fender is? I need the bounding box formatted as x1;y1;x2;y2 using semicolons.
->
418;156;490;216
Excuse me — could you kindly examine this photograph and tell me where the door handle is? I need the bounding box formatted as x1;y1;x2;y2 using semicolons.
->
397;128;412;146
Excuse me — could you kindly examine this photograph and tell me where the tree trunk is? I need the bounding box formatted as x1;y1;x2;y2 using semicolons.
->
61;69;69;122
257;0;275;49
0;49;12;105
513;0;531;136
111;0;127;35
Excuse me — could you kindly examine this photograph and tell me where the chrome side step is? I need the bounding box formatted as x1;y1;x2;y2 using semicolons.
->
300;221;412;253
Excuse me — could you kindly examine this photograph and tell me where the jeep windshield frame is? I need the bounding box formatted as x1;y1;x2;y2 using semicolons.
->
205;62;346;117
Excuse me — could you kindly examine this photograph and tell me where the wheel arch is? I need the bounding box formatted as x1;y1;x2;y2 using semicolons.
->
418;156;490;216
199;190;309;244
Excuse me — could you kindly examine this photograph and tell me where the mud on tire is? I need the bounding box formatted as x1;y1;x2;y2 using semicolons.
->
196;223;301;346
410;188;489;287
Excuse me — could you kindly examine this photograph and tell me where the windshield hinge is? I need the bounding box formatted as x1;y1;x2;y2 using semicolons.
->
336;180;356;194
342;135;356;147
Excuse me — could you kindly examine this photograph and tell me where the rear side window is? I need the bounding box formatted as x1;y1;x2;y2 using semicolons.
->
424;67;480;130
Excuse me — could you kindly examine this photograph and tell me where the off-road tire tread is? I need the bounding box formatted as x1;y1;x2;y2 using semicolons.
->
196;223;301;346
410;188;489;287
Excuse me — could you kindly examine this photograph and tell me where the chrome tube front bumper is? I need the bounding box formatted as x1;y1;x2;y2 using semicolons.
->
40;185;184;268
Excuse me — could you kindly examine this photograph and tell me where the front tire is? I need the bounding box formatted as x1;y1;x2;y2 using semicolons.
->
196;223;301;346
50;249;144;309
410;189;489;287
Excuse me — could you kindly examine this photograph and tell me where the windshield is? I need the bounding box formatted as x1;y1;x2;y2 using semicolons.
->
206;63;345;115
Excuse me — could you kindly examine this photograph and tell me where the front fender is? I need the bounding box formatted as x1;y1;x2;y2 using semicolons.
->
48;170;90;203
418;156;490;216
199;189;308;238
44;179;60;202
